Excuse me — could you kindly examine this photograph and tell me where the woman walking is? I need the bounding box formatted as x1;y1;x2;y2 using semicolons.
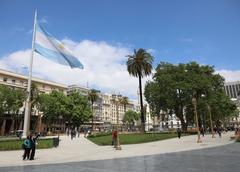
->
22;136;31;160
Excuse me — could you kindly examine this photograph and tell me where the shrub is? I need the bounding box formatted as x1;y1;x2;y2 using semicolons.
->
0;138;54;151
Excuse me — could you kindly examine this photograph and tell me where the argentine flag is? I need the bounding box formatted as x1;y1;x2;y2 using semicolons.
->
34;22;84;69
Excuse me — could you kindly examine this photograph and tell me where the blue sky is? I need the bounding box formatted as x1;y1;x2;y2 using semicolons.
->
1;0;240;69
0;0;240;99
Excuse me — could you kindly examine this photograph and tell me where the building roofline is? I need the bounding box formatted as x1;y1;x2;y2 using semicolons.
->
0;68;67;88
224;81;240;85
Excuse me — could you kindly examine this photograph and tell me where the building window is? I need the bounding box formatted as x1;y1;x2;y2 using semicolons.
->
12;79;15;84
20;81;24;86
3;77;7;82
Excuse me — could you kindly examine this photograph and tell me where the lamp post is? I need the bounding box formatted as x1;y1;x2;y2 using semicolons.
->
112;94;122;150
192;94;202;143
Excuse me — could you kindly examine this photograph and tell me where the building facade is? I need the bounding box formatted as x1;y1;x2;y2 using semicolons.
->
0;69;137;135
224;81;240;128
0;69;68;135
224;81;240;99
67;85;136;130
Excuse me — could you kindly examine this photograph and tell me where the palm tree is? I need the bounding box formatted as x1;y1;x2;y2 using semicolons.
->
120;96;129;113
120;96;129;131
127;48;153;133
88;89;98;133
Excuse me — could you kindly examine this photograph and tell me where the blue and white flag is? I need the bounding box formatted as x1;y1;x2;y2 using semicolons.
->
34;22;84;69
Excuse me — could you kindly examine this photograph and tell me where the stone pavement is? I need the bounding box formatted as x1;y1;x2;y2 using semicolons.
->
1;143;239;172
0;132;236;167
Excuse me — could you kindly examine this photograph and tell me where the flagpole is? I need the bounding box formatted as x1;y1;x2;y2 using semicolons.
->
23;10;37;137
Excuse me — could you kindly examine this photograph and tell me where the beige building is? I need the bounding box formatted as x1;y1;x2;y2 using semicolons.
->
0;69;137;135
67;85;135;129
101;94;135;125
0;69;67;135
0;69;67;94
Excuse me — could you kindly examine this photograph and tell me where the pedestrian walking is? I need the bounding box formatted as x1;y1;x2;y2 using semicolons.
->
71;129;75;140
217;127;222;138
29;134;39;160
112;129;117;147
22;136;31;160
200;127;205;137
177;128;181;139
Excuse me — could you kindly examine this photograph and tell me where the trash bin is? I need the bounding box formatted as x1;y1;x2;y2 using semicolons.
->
53;137;59;147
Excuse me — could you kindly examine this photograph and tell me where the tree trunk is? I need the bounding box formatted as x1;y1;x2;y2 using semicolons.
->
18;120;23;130
91;103;94;134
179;116;188;132
10;118;15;131
138;75;145;133
1;120;6;136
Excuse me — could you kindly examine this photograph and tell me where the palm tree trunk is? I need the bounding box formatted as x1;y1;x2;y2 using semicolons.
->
138;75;145;133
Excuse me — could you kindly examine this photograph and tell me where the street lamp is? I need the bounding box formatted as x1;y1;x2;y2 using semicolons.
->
192;93;202;143
112;94;122;150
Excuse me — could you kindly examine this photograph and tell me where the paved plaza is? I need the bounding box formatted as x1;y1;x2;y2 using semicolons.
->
0;132;239;171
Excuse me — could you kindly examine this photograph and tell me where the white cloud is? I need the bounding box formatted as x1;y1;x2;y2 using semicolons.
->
216;70;240;82
0;40;152;101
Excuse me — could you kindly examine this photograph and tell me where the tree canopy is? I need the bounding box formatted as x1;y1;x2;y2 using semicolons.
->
0;85;26;116
38;91;92;130
145;61;237;131
123;110;140;130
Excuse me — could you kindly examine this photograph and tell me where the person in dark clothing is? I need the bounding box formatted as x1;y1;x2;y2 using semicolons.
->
22;136;31;160
29;134;39;160
200;127;205;137
71;129;75;140
177;128;182;139
112;129;117;147
217;127;222;138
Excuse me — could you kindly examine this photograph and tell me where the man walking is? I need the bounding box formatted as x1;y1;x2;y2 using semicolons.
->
177;128;182;139
29;134;39;160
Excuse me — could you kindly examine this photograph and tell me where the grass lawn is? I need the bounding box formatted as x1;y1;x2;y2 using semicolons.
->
0;138;54;151
88;132;183;146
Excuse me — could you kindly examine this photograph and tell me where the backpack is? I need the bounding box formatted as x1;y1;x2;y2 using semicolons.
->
22;139;29;149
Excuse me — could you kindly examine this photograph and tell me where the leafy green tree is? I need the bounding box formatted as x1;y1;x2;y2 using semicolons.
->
208;91;237;127
88;89;98;132
0;85;26;133
123;110;140;130
38;91;67;131
10;88;26;130
39;91;92;133
120;96;129;113
127;48;154;133
145;61;236;131
68;92;92;130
